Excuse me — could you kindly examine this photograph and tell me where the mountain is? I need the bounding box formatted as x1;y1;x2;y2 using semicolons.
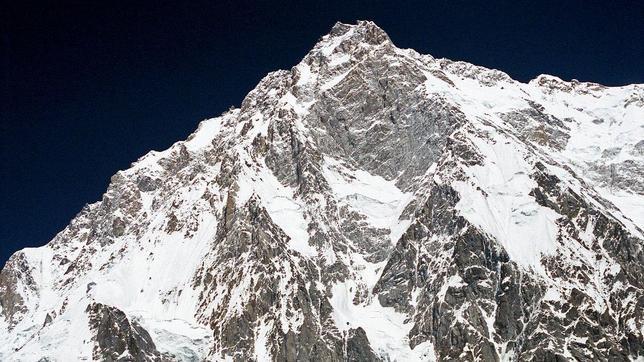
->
1;20;643;361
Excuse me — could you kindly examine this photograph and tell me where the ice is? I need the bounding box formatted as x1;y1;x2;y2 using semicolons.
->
135;316;212;361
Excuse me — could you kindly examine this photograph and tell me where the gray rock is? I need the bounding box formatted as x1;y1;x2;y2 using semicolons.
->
86;302;168;361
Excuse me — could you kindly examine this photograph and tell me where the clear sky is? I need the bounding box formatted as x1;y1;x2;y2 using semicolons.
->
1;0;643;267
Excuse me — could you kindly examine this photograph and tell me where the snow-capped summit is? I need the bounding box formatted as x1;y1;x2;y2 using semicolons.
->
2;21;643;361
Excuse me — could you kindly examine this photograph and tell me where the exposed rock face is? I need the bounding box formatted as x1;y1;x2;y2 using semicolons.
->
1;21;643;361
0;252;35;329
86;303;166;361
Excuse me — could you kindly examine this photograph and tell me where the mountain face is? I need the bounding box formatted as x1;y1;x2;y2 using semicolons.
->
2;21;643;361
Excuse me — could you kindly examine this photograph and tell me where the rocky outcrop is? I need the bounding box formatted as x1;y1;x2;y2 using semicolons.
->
86;303;167;361
0;252;35;329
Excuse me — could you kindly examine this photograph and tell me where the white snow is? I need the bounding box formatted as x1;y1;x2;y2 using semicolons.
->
598;188;644;228
185;117;223;152
295;63;314;86
5;298;94;361
329;280;435;361
453;134;560;271
253;320;273;361
280;92;315;117
328;53;351;68
136;315;212;361
322;156;413;243
237;161;317;257
318;26;356;56
320;69;351;91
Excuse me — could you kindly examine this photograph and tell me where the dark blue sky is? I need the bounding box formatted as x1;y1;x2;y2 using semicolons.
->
1;0;643;267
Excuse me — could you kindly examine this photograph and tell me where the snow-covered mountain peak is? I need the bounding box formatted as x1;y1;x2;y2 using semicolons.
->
2;21;643;361
327;20;391;45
